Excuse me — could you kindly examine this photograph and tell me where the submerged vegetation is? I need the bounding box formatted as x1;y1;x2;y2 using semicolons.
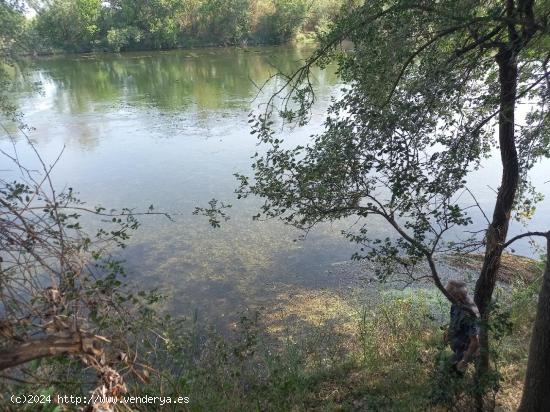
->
1;0;550;410
237;0;550;408
0;259;543;411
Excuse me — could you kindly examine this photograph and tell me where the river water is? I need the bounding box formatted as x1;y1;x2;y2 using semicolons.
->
1;45;548;325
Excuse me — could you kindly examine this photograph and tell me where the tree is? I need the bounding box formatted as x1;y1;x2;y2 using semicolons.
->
1;0;28;120
35;0;102;51
505;231;550;411
0;12;177;400
0;139;177;406
254;0;308;44
237;0;549;407
0;1;25;51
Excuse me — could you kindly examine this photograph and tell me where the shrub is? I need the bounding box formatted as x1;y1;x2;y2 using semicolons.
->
253;0;308;44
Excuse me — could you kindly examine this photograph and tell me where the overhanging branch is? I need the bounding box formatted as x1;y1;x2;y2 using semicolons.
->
0;332;103;371
503;230;550;248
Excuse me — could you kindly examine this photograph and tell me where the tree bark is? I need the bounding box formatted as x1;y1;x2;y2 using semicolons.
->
518;235;550;411
0;333;101;371
473;43;520;410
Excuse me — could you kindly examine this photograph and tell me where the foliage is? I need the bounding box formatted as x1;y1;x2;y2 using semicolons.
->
23;0;346;53
237;0;549;404
254;0;308;44
35;0;102;52
0;0;348;53
0;138;172;408
196;0;252;45
0;0;27;120
193;198;232;228
0;1;26;54
302;0;351;35
105;26;142;53
239;0;549;277
359;291;436;370
0;244;540;411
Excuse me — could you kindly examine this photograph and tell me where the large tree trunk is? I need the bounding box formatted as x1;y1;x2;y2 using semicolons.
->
473;44;519;409
518;235;550;411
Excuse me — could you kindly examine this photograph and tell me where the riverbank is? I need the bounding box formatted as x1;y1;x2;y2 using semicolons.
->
0;196;540;412
258;251;542;336
219;253;539;410
4;0;336;56
17;35;319;59
132;254;541;411
2;40;545;409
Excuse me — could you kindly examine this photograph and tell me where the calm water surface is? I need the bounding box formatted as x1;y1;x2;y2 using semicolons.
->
2;46;549;324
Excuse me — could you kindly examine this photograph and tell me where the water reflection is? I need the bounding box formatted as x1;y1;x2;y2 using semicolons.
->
21;46;336;116
1;46;355;326
1;46;548;327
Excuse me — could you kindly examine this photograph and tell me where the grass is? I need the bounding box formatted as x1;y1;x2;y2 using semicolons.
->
2;264;541;411
128;275;537;412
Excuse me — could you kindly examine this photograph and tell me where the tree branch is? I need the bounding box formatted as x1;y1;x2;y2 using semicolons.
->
503;230;550;248
0;332;102;371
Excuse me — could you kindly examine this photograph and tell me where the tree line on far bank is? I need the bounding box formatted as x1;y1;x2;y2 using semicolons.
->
1;0;350;54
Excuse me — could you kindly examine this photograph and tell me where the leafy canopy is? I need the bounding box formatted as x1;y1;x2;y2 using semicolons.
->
237;0;550;281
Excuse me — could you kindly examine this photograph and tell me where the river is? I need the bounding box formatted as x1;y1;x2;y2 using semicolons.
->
1;45;548;326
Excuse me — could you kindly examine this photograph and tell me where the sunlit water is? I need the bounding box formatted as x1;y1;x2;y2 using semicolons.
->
1;46;549;325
